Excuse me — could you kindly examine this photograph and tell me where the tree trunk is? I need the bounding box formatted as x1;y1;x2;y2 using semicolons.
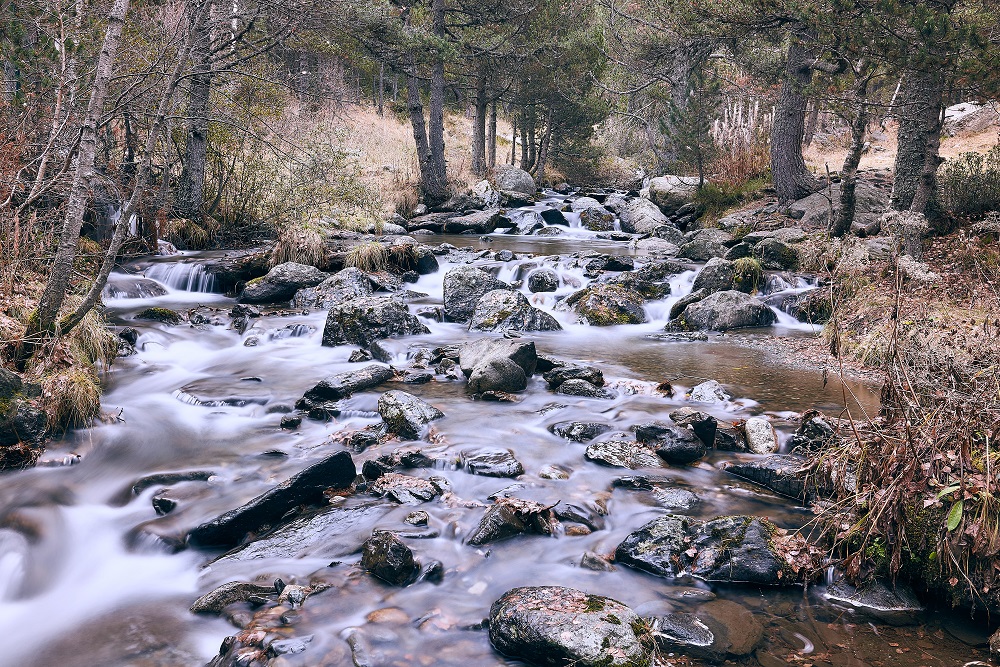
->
535;108;553;185
376;60;384;115
423;0;448;204
891;69;946;225
803;103;819;147
470;72;487;176
405;70;432;189
177;6;212;221
526;115;536;171
831;81;870;237
487;101;497;169
771;38;818;202
26;0;131;343
519;115;528;168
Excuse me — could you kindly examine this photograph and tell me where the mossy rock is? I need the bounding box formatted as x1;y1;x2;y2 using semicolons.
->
566;284;647;326
135;307;183;325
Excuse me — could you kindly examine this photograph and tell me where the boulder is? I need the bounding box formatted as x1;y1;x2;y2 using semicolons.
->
103;277;169;299
754;237;799;270
721;455;831;501
539;208;569;226
678;229;733;262
787;411;839;452
768;288;832;324
0;369;46;470
617;197;671;235
788;181;886;232
377;390;444;439
444;209;503;234
543;364;604;389
527;268;559;293
239;262;327;304
489;587;652;667
188;451;356;548
689;380;730;403
469;290;561;333
407;212;456;233
361;531;420;586
467;497;555;545
135;307;182;325
634;423;705;464
566;284;647;326
292;267;373;310
632;238;680;257
459;338;537;393
668;407;717;447
461;448;524;478
469;179;500;209
651;600;763;661
615;514;818;584
493;165;536;196
744;416;778;454
443;266;506;322
674;290;776;331
300;364;394;403
550;421;612;442
647;175;700;215
580;205;615;232
585;439;662;469
692;257;757;294
322;295;429;347
556;379;615;399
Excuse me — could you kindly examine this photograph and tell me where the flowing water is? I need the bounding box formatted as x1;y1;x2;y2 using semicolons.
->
0;213;990;666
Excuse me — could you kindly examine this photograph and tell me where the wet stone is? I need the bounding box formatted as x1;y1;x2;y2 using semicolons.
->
580;552;617;572
550;421;612;442
543;364;605;389
585;439;662;469
190;581;275;614
668;407;718;447
361;531;420;586
404;510;429;526
369;472;443;504
377;390;444;439
744;416;779;454
634;421;706;465
688;379;730;403
467;497;555;546
722;455;831;501
461;448;524;478
556;379;616;400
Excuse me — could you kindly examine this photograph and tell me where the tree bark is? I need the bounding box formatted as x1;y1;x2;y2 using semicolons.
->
771;38;818;202
534;107;553;185
487;101;497;168
177;5;213;221
831;81;870;237
470;72;487;176
891;69;946;225
26;0;131;343
423;0;448;204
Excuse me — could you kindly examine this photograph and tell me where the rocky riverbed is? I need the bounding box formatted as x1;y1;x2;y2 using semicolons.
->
0;184;992;666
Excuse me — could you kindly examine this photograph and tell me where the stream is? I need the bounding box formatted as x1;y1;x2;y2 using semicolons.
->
0;198;990;666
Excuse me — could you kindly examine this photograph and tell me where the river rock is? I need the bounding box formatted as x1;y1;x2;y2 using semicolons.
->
489;586;652;667
444;209;503;234
103;276;169;299
617;197;671;235
467;497;555;545
615;514;816;584
136;306;183;324
322;295;429;347
300;364;394;404
632;238;680;257
469;290;561;333
566;284;647;325
493;165;536;196
0;369;47;470
377;390;444;439
459;338;537;393
362;531;420;586
188;451;356;548
787;411;838;451
668;407;717;447
539;208;569;226
550;421;612;442
239;262;327;304
527;269;559;293
580;205;615;232
674;290;776;331
647;175;699;215
744;417;778;454
461;448;524;478
543;364;604;389
585;439;662;469
369;472;443;504
635;422;705;464
689;380;730;403
721;455;831;501
773;288;832;324
556;379;615;400
651;600;764;660
190;581;275;614
678;229;733;262
443;266;506;322
754;237;799;270
825;578;923;619
292;267;373;310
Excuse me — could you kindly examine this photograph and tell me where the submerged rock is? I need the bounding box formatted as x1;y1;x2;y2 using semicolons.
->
615;514;819;585
721;455;831;501
239;262;327;304
489;586;652;667
469;290;561;333
377;390;444;439
650;600;763;661
443;266;506;322
322;295;429;347
188;451;357;548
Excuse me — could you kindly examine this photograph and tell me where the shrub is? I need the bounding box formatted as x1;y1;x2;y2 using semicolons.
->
732;257;764;292
938;146;1000;218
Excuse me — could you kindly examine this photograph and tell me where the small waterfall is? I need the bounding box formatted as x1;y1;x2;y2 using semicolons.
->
145;262;218;293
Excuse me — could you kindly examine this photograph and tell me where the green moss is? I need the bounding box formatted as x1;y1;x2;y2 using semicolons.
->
135;307;182;325
584;595;606;612
604;613;621;625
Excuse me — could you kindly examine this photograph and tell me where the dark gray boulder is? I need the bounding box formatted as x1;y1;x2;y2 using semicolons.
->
754;237;799;270
443;266;506;322
489;586;652;667
361;531;419;586
239;262;327;304
674;290;776;331
322;296;430;347
188;451;356;548
721;455;832;501
550;421;612;442
469;290;561;332
557;379;615;400
668;407;718;447
467;497;555;545
539;208;568;226
787;410;839;452
634;422;706;464
461;448;524;478
565;284;647;326
691;257;757;294
300;364;394;403
292;267;373;310
580;205;615;232
444;209;503;234
678;229;733;261
615;514;817;584
543;364;604;389
527;268;559;293
377;390;444;439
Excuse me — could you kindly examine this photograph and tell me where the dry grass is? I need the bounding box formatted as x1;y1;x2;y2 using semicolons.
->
270;222;326;267
345;241;389;273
